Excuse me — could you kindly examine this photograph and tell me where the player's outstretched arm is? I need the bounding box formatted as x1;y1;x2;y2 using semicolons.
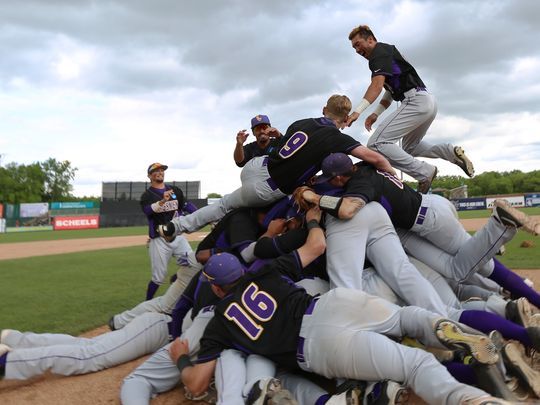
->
296;207;326;268
350;145;396;175
299;188;365;220
234;130;249;166
169;338;217;396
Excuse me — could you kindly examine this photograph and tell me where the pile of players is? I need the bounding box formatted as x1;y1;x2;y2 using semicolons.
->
2;25;540;405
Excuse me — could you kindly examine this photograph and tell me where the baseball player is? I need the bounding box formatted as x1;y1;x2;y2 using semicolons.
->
158;94;395;237
0;312;171;380
346;25;474;193
234;114;282;167
169;244;508;404
141;162;196;300
298;153;540;308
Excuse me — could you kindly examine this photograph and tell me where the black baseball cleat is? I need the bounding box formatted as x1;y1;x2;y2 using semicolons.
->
435;320;499;365
502;341;540;398
454;146;475;177
327;379;365;405
505;297;534;328
470;359;518;401
365;380;409;405
108;316;116;331
247;378;294;405
492;199;540;235
157;222;177;242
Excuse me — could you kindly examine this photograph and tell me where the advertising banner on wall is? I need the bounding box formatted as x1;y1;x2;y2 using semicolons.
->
525;194;540;207
0;203;3;218
452;198;486;211
53;215;100;230
20;202;49;218
50;202;95;209
486;196;525;208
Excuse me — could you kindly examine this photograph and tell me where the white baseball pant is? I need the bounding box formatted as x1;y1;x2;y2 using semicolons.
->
149;234;192;284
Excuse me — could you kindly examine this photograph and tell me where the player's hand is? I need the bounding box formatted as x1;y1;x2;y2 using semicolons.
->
346;112;360;127
169;338;190;362
365;113;378;131
263;126;281;138
236;130;249;145
305;206;322;223
293;186;316;211
266;218;287;236
163;189;174;201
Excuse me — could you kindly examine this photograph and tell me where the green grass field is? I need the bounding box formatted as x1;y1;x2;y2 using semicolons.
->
0;211;538;336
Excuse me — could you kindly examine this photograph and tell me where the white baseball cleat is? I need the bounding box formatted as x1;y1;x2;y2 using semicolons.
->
492;199;540;235
454;146;475;177
502;341;540;398
505;297;534;328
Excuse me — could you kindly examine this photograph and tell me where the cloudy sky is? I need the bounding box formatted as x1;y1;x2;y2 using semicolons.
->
1;0;539;198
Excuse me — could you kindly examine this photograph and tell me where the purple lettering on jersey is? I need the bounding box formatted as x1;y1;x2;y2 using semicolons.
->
278;131;308;159
224;282;277;340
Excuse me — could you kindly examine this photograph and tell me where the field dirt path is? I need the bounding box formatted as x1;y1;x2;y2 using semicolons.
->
0;219;538;404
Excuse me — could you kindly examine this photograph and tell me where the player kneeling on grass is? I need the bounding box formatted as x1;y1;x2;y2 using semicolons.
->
167;207;515;405
0;312;172;380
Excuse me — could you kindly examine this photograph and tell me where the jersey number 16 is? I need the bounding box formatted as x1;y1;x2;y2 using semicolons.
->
224;282;277;340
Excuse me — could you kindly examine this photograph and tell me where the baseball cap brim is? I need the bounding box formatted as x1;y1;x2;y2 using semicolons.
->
312;173;334;185
148;163;168;174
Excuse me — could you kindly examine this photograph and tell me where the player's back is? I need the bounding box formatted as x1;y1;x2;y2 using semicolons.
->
267;117;360;194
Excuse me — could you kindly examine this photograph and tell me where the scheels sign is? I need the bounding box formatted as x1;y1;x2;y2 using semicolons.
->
54;215;100;230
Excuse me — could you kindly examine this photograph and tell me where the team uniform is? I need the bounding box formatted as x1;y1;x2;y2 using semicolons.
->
236;138;281;167
194;253;491;405
170;117;361;233
334;162;515;283
140;184;194;299
0;312;171;380
365;42;459;182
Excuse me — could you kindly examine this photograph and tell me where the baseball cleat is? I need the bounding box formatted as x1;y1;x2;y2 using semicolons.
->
471;360;519;401
435;320;499;365
492;199;540;235
247;378;287;405
505;297;535;328
525;326;540;351
108;316;116;331
157;222;177;242
454;146;475;177
365;380;409;405
417;166;437;194
327;379;364;405
502;341;540;398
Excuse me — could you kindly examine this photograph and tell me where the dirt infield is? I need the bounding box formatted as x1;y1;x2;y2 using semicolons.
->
0;219;538;404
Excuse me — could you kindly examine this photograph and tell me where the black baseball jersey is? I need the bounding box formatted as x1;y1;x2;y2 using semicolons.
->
140;185;186;238
254;228;328;280
342;163;422;229
196;253;313;370
369;42;425;102
196;208;263;259
237;138;281;167
267;118;361;194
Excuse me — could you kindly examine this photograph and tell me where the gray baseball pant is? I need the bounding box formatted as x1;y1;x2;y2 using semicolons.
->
171;156;285;233
367;89;456;181
120;308;214;405
3;313;171;380
297;288;488;405
148;234;192;284
325;202;449;316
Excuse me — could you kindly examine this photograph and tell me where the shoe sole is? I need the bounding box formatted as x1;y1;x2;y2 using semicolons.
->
454;146;475;177
435;321;499;365
516;298;534;328
249;379;282;405
503;342;540;397
494;199;539;236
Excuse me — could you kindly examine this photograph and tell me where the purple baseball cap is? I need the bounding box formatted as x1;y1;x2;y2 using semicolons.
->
250;114;271;129
313;153;354;184
201;253;246;285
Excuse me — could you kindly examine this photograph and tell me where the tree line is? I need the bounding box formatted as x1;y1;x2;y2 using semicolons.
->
1;158;539;204
0;158;77;204
405;170;540;197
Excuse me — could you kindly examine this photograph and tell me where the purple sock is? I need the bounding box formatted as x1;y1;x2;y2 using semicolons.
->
459;310;533;348
0;352;7;377
488;259;540;308
443;361;477;385
146;281;160;300
316;394;331;405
